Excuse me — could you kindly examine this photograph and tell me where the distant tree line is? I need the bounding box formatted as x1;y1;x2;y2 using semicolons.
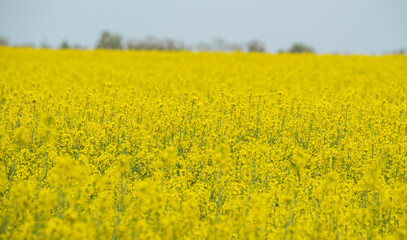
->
1;31;406;54
0;32;323;54
279;43;315;53
62;32;317;53
127;36;186;51
94;32;317;53
95;31;267;52
60;40;86;50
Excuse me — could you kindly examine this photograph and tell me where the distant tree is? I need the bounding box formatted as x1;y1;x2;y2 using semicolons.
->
161;38;187;51
0;37;8;46
60;40;70;49
288;43;314;53
196;38;243;52
392;49;405;55
196;40;223;51
96;31;123;50
197;41;211;51
229;43;243;52
127;37;187;51
127;36;162;50
247;40;265;52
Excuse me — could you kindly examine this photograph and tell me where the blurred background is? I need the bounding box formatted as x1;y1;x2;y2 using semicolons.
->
0;0;406;54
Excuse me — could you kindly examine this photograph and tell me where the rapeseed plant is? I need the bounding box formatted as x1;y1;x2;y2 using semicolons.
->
0;47;406;239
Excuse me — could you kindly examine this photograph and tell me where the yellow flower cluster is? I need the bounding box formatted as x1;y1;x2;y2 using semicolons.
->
1;47;407;239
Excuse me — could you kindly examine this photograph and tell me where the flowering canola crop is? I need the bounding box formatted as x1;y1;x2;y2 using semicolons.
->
1;47;407;239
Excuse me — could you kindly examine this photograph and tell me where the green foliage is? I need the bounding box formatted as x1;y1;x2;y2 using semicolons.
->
96;31;123;50
247;40;265;52
60;41;70;49
288;43;315;53
127;37;186;51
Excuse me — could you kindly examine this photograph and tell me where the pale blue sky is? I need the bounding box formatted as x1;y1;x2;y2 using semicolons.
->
0;0;406;53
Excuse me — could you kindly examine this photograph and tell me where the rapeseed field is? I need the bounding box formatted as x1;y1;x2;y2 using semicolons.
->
0;47;407;239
